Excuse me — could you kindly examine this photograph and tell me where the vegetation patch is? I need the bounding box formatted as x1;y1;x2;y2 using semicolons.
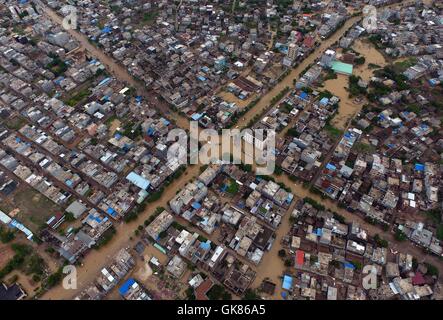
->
94;226;116;249
207;284;232;300
64;88;91;107
324;123;343;140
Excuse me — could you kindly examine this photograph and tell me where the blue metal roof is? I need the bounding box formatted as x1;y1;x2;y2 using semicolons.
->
98;77;111;87
191;113;203;121
126;172;151;190
282;275;293;290
119;278;136;296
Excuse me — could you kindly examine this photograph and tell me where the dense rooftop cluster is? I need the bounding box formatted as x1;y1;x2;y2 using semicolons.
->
0;0;442;302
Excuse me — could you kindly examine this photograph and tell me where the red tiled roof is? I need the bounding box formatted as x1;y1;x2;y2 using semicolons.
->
195;278;214;300
412;272;425;286
303;36;315;48
296;250;304;266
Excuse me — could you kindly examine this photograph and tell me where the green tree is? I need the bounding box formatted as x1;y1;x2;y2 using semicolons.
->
243;289;260;300
395;229;407;241
278;249;286;258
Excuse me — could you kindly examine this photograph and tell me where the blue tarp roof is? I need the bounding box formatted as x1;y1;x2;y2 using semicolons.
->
299;92;308;100
192;202;202;209
106;207;117;217
345;262;355;269
320;97;329;105
147;127;155;136
200;240;211;250
119;278;136;295
88;213;102;223
282;275;293;290
102;26;112;33
415;163;425;171
326;163;336;171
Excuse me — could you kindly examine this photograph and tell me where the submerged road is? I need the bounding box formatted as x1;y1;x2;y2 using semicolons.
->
36;0;441;299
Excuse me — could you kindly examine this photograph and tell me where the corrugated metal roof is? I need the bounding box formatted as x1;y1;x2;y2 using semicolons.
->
126;172;150;190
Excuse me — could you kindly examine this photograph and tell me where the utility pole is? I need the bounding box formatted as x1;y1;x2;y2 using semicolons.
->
175;0;183;32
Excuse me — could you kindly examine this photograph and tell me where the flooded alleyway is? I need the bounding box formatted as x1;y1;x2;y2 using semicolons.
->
41;164;202;299
37;0;431;300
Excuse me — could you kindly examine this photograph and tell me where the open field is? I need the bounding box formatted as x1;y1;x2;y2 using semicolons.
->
13;188;63;233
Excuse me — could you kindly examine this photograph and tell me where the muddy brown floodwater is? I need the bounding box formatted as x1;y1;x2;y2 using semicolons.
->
233;15;367;129
38;0;431;299
251;172;443;299
41;165;202;299
325;39;387;130
217;91;257;109
352;39;387;82
324;74;358;130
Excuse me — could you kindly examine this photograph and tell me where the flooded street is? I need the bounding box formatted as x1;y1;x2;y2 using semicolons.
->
251;200;295;299
37;0;433;300
234;0;421;129
234;15;364;129
36;1;190;130
324;74;359;130
252;172;443;298
41;164;202;299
